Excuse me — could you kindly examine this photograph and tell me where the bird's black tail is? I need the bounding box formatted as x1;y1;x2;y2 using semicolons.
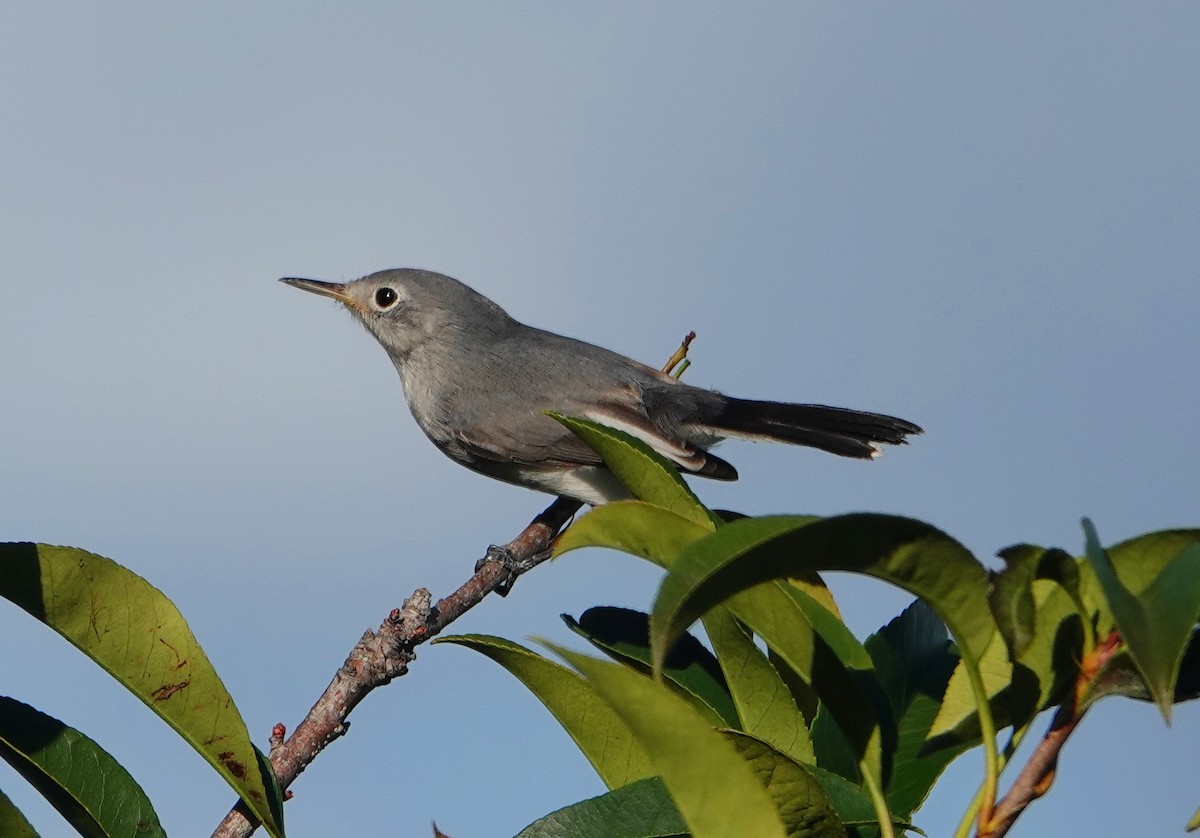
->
709;398;923;460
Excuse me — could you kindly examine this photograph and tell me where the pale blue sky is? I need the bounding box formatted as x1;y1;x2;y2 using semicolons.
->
2;4;1198;836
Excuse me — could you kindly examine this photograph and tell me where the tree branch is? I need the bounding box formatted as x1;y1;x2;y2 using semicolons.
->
980;630;1122;838
980;700;1083;837
210;496;582;838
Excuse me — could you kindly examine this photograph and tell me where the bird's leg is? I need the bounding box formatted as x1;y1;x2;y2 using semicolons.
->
477;544;538;596
476;496;583;596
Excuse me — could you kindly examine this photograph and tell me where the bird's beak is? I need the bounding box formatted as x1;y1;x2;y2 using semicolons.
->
280;277;356;307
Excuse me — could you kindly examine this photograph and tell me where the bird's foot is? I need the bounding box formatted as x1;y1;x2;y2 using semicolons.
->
477;544;547;597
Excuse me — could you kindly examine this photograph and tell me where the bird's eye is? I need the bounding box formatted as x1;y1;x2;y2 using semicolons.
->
373;287;399;309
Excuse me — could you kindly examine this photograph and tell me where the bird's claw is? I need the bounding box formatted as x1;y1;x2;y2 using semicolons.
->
478;544;540;596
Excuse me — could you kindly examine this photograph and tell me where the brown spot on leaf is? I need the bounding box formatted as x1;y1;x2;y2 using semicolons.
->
151;680;189;701
158;637;188;670
219;751;247;778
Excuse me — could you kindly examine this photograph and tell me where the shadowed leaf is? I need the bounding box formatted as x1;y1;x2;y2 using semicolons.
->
0;697;164;838
722;731;844;837
864;601;965;818
718;578;889;793
990;545;1079;659
563;607;738;726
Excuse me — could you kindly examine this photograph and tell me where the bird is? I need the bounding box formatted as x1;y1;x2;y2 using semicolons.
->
281;269;922;507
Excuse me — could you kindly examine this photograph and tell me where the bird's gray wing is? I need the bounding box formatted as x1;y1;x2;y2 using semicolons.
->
443;329;738;479
448;407;604;468
449;393;737;480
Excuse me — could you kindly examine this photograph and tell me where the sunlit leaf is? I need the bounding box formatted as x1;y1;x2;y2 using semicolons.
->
1082;521;1200;721
548;645;789;838
703;608;814;764
650;514;992;793
651;514;992;670
0;544;283;836
719;579;888;792
926;577;1082;751
557;504;886;797
554;501;712;566
1078;528;1200;639
0;787;39;838
926;631;1009;748
550;414;719;529
514;776;687;838
435;634;653;789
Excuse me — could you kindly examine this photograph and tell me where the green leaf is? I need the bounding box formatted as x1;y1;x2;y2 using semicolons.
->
650;514;991;794
721;731;844;837
563;607;738;726
549;414;720;529
801;765;881;831
0;544;284;837
1081;520;1200;721
514;777;687;838
548;644;790;838
989;545;1079;659
775;586;897;793
864;602;965;818
651;514;993;670
926;631;1010;748
0;786;40;838
0;697;164;838
768;648;819;726
703;608;815;764
557;505;875;784
1009;581;1084;719
558;506;884;792
716;578;889;793
1171;629;1200;704
808;702;861;787
1078;528;1200;638
554;501;712;568
926;579;1082;750
434;634;653;789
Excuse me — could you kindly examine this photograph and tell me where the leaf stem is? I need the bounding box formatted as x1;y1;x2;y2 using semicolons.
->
661;331;696;376
862;769;896;838
963;661;1002;832
954;784;985;838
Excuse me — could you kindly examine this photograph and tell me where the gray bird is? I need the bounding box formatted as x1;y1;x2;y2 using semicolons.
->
281;269;922;506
